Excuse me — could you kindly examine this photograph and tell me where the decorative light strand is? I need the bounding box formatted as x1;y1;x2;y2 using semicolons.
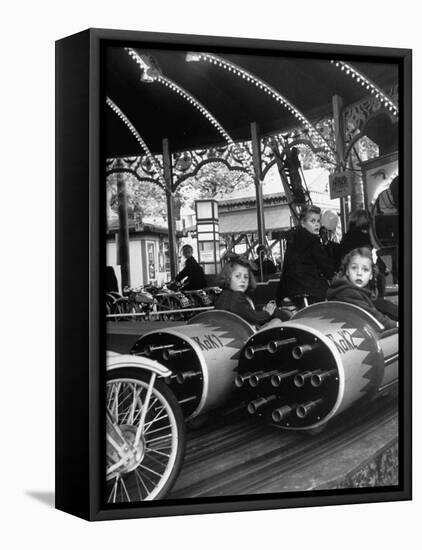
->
126;48;254;179
186;52;336;160
106;97;166;187
330;60;398;117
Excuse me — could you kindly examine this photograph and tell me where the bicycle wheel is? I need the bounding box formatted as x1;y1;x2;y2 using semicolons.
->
106;368;185;502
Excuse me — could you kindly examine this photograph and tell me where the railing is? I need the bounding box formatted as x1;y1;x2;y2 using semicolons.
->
106;306;214;321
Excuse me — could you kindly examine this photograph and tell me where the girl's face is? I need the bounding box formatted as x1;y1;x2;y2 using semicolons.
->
301;213;321;235
346;255;373;288
230;264;249;292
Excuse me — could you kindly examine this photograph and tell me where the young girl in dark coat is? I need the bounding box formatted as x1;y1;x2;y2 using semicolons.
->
327;247;398;329
277;205;335;307
215;257;289;326
338;209;388;296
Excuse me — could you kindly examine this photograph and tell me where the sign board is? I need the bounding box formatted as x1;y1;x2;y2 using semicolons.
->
329;171;352;199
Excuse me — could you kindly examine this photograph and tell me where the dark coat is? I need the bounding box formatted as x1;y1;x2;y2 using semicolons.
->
339;229;372;262
175;256;206;290
257;258;277;276
326;276;396;329
215;289;271;326
277;227;335;302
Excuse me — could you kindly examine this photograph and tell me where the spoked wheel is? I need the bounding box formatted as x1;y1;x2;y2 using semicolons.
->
106;368;185;502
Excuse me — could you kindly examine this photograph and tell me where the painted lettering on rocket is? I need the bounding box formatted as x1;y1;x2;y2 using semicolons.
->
326;329;358;355
192;334;224;351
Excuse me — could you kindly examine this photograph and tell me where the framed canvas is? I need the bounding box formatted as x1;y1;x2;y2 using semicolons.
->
55;28;412;521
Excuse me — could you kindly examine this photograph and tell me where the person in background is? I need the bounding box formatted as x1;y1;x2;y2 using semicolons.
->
327;247;398;329
256;244;277;276
276;205;335;307
215;256;290;326
175;244;206;290
105;266;119;293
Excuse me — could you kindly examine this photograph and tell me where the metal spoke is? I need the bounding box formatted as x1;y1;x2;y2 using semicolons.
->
134;373;156;447
112;382;121;420
145;447;171;459
119;477;131;502
144;409;169;433
145;450;167;469
135;469;150;495
144;424;172;437
144;433;172;444
138;463;162;478
107;476;119;503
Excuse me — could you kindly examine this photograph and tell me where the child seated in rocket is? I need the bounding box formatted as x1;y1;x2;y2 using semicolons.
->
215;256;289;326
327;247;398;330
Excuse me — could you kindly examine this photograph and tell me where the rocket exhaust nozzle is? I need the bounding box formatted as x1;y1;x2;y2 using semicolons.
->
247;394;277;414
294;369;322;388
270;369;299;387
176;370;200;384
267;337;297;354
292;342;321;360
296;398;324;419
244;344;270;360
271;404;297;423
162;347;191;361
145;343;174;356
310;369;337;387
234;371;264;388
249;370;283;388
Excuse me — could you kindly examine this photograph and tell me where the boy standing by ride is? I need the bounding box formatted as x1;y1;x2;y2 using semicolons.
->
277;205;335;307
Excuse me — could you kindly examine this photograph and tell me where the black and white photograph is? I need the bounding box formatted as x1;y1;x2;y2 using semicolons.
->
5;0;421;546
101;36;409;510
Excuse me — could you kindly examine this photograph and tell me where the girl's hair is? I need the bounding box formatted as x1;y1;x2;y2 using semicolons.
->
340;247;376;290
299;204;321;223
217;259;257;291
347;209;370;232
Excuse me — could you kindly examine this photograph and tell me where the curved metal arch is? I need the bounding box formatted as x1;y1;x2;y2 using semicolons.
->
106;167;164;190
261;136;335;180
186;52;336;161
173;156;250;191
126;48;254;179
106;97;166;190
261;158;277;180
331;60;398;116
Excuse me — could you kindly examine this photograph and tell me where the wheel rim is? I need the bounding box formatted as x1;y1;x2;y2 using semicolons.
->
106;376;179;502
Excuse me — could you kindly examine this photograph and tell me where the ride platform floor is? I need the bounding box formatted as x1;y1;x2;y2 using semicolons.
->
170;392;398;498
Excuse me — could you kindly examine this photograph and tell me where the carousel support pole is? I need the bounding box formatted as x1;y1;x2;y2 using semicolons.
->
251;122;266;280
163;138;178;279
332;95;348;234
116;164;131;290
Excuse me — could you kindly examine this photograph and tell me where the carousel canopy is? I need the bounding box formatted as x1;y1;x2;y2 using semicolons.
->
105;45;398;157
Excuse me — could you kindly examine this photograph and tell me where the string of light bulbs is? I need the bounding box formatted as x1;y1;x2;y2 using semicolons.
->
106;97;166;188
185;52;336;161
125;48;255;179
330;60;398;117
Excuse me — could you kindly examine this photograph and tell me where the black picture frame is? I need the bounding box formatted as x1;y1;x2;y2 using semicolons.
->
55;28;412;521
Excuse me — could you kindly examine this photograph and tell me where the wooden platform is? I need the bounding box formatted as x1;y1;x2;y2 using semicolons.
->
170;393;398;498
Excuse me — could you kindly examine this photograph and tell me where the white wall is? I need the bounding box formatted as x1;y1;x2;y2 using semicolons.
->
4;3;419;550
